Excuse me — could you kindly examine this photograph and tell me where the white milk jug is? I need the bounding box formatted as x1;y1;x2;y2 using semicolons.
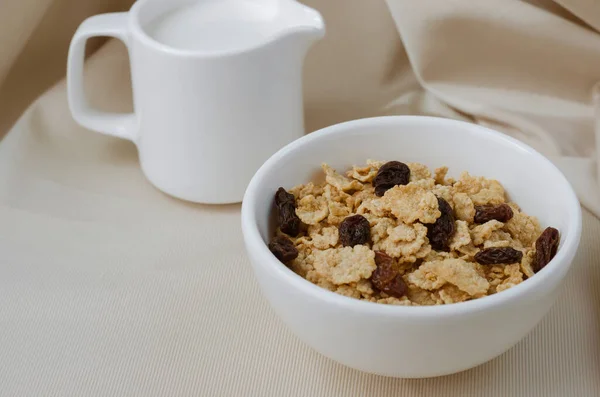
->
67;0;325;203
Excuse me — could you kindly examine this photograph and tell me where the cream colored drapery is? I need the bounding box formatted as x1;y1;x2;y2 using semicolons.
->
5;0;599;215
1;0;600;395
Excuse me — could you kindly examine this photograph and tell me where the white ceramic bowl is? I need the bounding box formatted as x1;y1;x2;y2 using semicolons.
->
241;116;582;378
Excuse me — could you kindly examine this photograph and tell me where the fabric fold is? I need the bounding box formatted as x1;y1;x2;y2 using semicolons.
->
385;0;600;217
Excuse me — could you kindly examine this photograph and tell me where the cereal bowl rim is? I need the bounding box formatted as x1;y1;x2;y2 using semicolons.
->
241;115;582;318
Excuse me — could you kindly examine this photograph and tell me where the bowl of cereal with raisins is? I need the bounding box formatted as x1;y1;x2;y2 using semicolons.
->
241;116;581;378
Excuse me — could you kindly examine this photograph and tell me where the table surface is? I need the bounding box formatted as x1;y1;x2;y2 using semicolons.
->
1;82;599;397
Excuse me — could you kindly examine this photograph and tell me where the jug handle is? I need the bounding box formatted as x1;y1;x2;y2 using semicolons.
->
67;13;138;142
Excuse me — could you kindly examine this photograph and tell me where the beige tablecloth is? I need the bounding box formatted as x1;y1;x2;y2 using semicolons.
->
2;0;600;395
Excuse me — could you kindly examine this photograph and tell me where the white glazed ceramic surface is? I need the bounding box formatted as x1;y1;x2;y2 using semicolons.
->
67;0;324;204
241;116;582;378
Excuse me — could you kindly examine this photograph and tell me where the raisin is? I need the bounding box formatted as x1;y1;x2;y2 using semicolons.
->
426;197;455;251
274;187;301;237
474;204;514;223
268;236;298;263
370;251;407;298
338;214;371;247
373;161;410;197
475;247;523;265
532;227;560;273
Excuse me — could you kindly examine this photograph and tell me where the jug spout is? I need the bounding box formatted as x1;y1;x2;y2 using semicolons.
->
279;1;325;41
